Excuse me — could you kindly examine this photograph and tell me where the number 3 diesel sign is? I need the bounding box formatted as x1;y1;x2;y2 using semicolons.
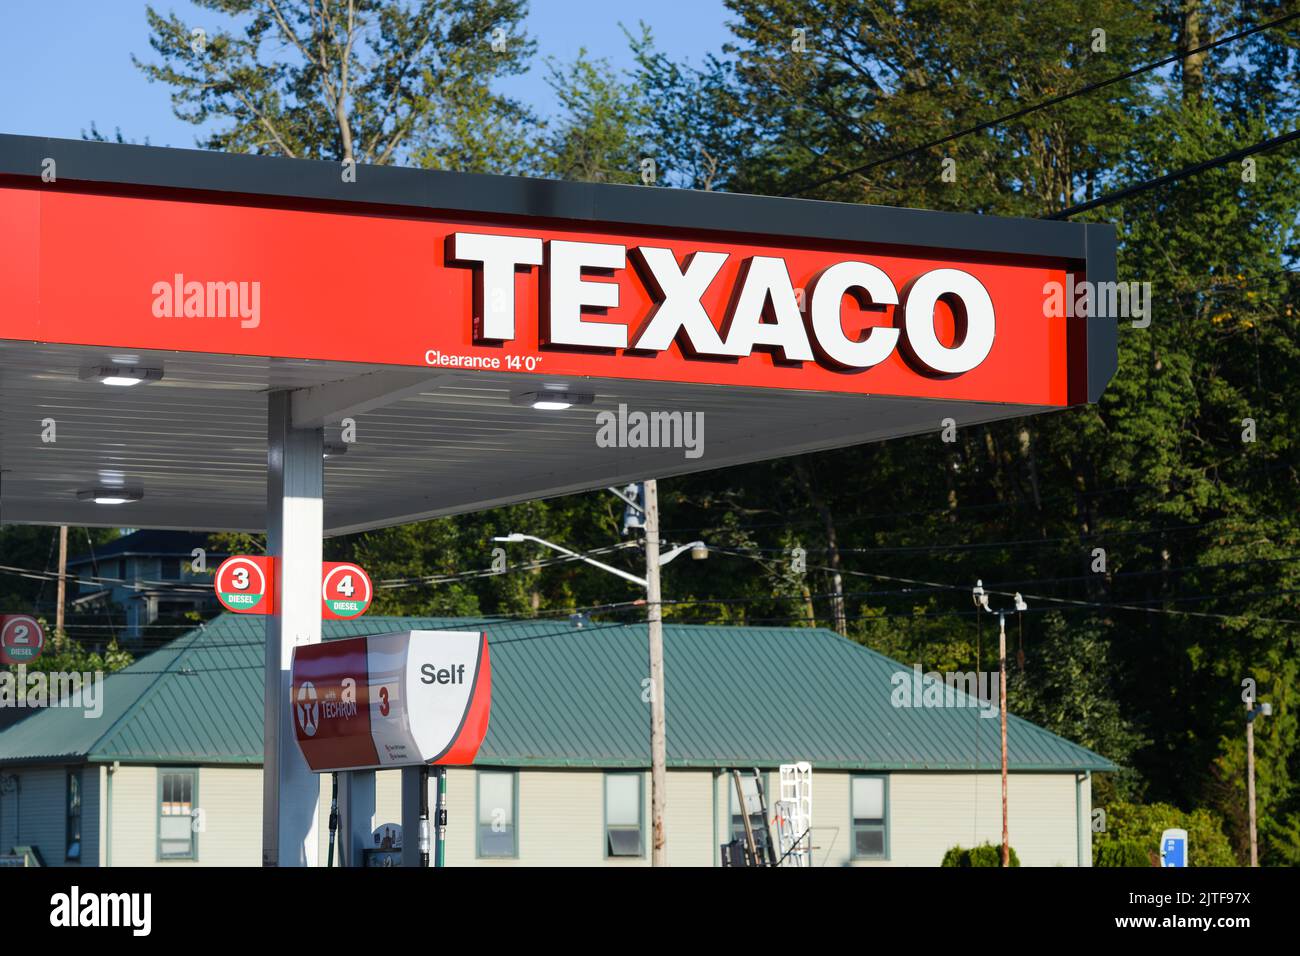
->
0;175;1112;408
214;556;274;615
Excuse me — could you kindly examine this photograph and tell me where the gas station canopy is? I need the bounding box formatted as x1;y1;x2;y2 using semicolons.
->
0;132;1119;868
0;134;1117;534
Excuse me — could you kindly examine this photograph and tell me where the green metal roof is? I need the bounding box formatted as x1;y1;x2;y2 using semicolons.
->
0;615;1115;772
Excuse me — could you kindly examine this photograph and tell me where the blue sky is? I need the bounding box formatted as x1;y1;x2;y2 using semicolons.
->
0;0;732;148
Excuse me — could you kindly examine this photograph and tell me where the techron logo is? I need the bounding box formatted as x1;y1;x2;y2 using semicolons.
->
49;886;151;937
295;681;319;737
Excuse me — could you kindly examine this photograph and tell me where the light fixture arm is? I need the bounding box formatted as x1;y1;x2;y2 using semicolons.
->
657;541;707;567
494;533;648;588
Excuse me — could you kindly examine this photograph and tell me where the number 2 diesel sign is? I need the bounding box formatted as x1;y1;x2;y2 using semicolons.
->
0;183;1097;407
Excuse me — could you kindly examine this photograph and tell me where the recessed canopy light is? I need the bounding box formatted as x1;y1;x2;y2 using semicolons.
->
509;389;595;411
79;365;164;387
77;487;143;505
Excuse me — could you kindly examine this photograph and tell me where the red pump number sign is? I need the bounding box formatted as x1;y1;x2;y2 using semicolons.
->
214;557;373;619
321;562;374;620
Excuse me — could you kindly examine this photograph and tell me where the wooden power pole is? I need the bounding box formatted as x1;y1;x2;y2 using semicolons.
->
644;478;668;866
999;611;1009;867
1246;703;1258;867
56;525;68;637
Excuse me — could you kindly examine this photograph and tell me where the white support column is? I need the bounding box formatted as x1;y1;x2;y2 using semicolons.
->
263;390;324;867
337;771;376;867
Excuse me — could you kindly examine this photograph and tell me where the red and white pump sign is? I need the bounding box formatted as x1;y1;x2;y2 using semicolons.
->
0;615;44;665
321;561;373;620
214;556;374;619
290;630;491;772
213;555;275;615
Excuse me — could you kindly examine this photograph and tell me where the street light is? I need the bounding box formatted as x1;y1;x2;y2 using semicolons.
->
495;521;707;868
492;533;707;587
972;580;1027;868
1246;697;1272;867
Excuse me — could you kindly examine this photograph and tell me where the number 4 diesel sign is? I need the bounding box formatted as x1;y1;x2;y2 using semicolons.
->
214;556;373;619
321;562;373;620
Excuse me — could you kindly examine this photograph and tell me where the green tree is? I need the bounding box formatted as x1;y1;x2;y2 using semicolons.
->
135;0;536;169
1093;800;1238;866
540;51;649;185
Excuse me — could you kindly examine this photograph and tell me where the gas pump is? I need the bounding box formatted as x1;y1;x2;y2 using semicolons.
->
290;630;492;867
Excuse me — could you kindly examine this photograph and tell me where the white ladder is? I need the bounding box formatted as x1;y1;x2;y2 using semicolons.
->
775;762;813;867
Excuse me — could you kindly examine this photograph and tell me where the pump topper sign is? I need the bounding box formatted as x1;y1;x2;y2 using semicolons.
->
214;557;374;619
0;179;1105;407
0;615;44;665
290;630;491;772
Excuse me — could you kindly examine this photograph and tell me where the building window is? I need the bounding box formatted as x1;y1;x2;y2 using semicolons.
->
66;770;82;861
729;771;773;859
162;559;181;580
158;770;198;861
476;770;516;858
851;775;888;860
604;773;643;858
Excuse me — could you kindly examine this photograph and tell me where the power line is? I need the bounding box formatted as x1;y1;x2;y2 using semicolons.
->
702;513;1299;556
783;11;1300;197
655;552;1300;609
707;546;1300;625
7;509;1291;613
660;458;1299;538
1049;125;1300;219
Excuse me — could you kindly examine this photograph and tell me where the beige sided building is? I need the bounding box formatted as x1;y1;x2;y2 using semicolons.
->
0;615;1108;867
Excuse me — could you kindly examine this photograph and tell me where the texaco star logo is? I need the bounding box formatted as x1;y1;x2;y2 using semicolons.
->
295;681;319;737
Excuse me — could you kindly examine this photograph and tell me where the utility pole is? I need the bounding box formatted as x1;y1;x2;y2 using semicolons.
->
1246;711;1256;867
644;478;668;866
1245;696;1271;867
495;497;708;869
56;525;68;638
973;581;1025;868
998;610;1008;868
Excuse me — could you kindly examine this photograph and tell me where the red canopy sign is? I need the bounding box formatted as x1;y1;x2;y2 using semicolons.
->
0;186;1086;406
